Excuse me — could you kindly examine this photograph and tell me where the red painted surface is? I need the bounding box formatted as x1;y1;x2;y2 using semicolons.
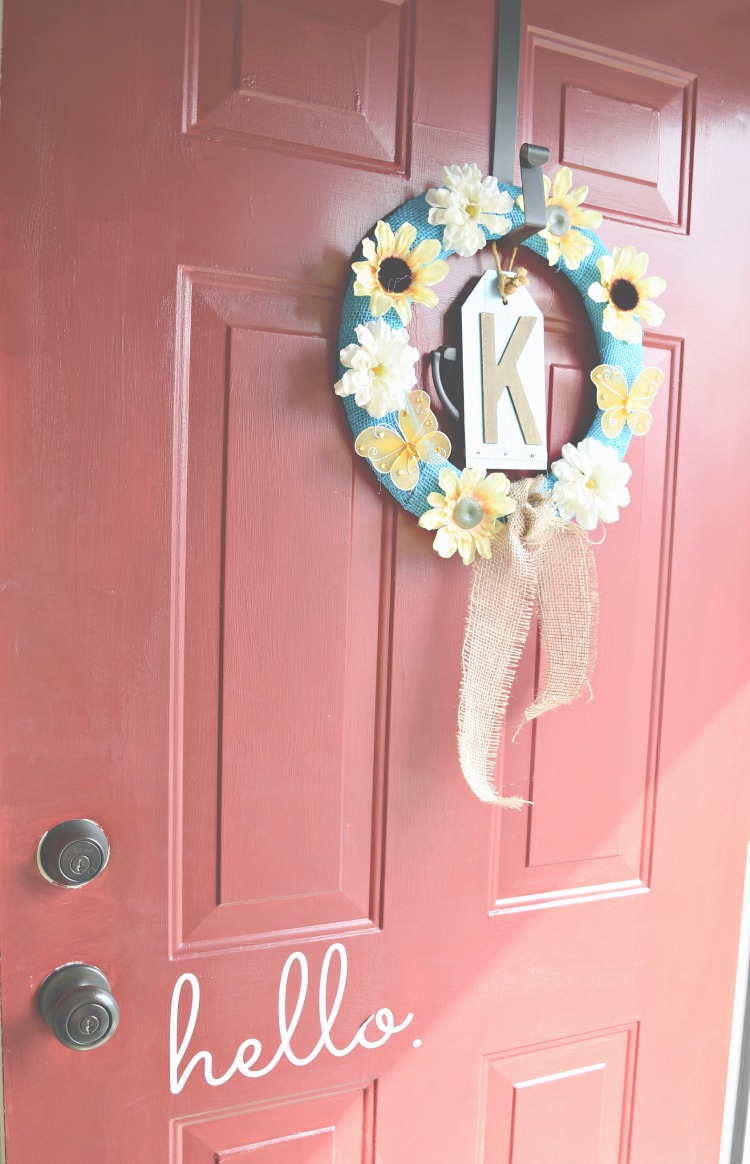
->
1;1;750;1161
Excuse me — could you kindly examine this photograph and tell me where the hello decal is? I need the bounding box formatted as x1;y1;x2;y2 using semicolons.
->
170;942;416;1094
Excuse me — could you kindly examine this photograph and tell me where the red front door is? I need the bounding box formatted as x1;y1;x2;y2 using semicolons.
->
2;1;750;1161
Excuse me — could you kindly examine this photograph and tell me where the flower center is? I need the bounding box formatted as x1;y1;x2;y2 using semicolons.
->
610;277;639;312
378;256;413;295
371;362;384;378
546;204;571;237
585;478;596;490
454;497;484;529
466;203;478;219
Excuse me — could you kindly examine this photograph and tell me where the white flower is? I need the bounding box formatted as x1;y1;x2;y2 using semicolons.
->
426;164;513;257
335;320;419;418
551;437;631;531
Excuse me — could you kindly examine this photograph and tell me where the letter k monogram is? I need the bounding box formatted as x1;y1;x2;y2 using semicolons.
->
480;313;542;446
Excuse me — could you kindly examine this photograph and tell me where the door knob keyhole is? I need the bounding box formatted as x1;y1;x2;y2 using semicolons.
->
38;964;119;1051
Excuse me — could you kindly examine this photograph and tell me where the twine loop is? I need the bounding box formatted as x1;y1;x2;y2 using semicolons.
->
491;242;530;304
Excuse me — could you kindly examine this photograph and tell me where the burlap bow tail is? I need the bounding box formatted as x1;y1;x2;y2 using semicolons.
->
458;476;599;806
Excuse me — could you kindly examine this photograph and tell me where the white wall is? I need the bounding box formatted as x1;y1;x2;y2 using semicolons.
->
721;843;750;1164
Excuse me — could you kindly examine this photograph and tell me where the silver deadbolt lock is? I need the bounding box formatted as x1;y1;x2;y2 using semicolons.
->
38;964;119;1051
37;819;109;886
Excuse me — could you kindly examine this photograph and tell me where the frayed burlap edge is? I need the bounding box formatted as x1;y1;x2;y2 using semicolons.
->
457;477;598;807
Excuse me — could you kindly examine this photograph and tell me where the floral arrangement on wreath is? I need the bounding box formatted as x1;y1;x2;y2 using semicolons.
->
335;163;666;806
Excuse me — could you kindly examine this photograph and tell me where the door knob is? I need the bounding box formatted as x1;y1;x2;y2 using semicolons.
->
38;964;119;1050
37;819;109;886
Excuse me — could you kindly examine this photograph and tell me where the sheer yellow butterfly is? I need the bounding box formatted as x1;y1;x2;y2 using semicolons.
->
355;390;451;492
591;364;663;438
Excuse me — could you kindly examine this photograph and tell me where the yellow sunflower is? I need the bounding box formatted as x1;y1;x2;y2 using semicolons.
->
517;166;602;270
352;221;449;326
418;466;516;565
587;245;666;344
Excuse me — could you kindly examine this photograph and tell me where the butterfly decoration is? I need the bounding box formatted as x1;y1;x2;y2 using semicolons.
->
355;390;451;492
590;364;663;438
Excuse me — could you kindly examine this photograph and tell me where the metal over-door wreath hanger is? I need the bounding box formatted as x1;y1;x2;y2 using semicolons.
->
333;0;667;807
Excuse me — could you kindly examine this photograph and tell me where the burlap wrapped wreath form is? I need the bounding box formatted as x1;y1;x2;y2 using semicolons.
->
336;170;658;806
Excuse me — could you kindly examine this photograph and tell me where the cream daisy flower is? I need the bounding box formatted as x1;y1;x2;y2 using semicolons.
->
425;164;513;258
587;246;666;344
418;466;516;564
335;321;419;419
518;166;602;270
352;221;449;326
551;438;631;530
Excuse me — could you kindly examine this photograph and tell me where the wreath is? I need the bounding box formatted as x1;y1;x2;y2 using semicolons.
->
334;164;667;805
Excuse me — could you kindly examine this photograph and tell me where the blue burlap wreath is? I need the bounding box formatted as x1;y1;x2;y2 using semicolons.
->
337;182;642;519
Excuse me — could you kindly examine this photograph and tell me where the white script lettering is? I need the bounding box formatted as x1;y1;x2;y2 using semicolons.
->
170;942;415;1094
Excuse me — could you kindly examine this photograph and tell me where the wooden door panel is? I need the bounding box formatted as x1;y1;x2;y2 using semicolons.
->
523;27;696;231
173;268;389;950
185;0;414;171
491;337;679;908
481;1028;636;1163
177;1085;371;1163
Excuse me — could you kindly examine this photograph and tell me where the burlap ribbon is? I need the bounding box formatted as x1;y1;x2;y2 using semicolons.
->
457;476;599;806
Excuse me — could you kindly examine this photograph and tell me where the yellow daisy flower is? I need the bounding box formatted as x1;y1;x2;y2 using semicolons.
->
587;245;666;344
352;220;449;326
418;466;516;565
517;166;602;270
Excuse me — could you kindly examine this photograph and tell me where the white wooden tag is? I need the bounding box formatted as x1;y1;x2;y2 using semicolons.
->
461;271;548;471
